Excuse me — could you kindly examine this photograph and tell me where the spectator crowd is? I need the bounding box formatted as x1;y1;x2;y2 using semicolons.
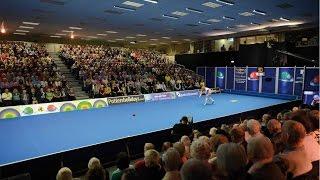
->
0;41;75;107
56;105;319;180
60;45;203;98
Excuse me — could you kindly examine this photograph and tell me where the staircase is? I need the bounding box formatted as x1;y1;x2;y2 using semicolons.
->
49;52;90;100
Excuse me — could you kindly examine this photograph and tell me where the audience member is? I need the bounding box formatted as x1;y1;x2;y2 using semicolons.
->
247;136;285;180
230;126;247;152
111;152;132;180
180;159;212;180
88;157;101;170
172;116;192;141
267;119;284;154
246;119;264;140
180;135;191;159
56;167;73;180
85;165;107;180
121;168;139;180
162;148;181;180
173;142;188;164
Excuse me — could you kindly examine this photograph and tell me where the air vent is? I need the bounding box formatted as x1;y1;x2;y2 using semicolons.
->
104;10;124;15
186;24;198;27
276;3;293;9
40;0;65;5
150;18;163;21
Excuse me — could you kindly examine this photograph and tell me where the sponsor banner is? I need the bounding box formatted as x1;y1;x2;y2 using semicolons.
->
294;67;304;96
247;67;259;92
0;98;108;119
107;95;145;105
176;90;199;97
144;92;176;102
216;67;226;89
304;68;319;92
262;68;276;93
234;67;247;91
278;67;294;95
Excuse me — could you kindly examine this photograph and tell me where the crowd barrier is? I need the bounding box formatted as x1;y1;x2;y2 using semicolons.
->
0;90;199;119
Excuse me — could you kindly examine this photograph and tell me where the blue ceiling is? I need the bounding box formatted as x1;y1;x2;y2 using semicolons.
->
0;0;318;43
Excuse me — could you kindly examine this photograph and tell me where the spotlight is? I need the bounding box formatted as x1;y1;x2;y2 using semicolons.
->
1;22;6;34
70;32;74;39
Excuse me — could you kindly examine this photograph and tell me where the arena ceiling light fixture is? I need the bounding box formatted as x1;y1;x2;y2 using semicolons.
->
216;0;234;6
280;17;290;21
106;30;118;34
161;36;170;39
16;29;29;33
50;35;61;38
19;26;34;29
162;14;179;20
144;0;158;4
198;21;212;25
113;5;136;11
250;22;261;25
122;1;144;7
22;21;40;26
97;33;107;36
1;21;6;34
222;16;235;20
69;26;83;30
136;34;147;37
108;40;116;42
62;30;74;33
13;32;26;35
55;33;67;36
253;9;266;15
186;8;203;14
207;19;221;23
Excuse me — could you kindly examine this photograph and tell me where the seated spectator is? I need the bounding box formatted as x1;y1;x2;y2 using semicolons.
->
134;149;165;180
247;136;285;180
172;116;192;141
267;119;284;154
246;119;264;141
121;168;139;180
85;165;108;180
162;148;181;180
180;159;212;180
215;143;248;180
56;167;73;180
290;109;320;162
12;88;21;105
161;142;172;155
275;120;312;178
230;126;247;152
144;143;155;152
173;142;187;164
180;135;191;159
209;127;217;137
111;152;132;180
192;130;202;141
21;90;29;105
88;157;101;170
190;139;211;162
209;134;229;159
1;88;12;106
261;114;272;138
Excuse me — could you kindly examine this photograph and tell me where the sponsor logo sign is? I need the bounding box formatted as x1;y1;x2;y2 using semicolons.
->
176;90;199;97
107;95;145;105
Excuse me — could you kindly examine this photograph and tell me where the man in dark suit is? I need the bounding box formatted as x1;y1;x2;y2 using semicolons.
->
172;116;192;141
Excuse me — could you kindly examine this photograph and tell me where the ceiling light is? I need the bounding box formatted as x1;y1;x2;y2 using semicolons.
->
69;26;82;30
271;19;279;22
144;0;158;3
50;35;61;38
162;37;170;39
186;8;203;13
160;42;167;44
97;33;107;36
62;30;74;33
139;40;147;42
136;34;147;37
126;36;135;38
172;11;188;16
16;29;29;33
55;33;67;36
207;19;221;23
171;40;179;43
150;39;158;41
106;30;118;34
19;26;34;29
235;24;247;28
222;16;235;20
70;32;74;39
113;5;136;11
116;38;124;41
250;22;261;25
239;12;254;16
150;43;157;46
198;21;211;25
87;36;98;39
253;9;266;15
13;32;26;35
216;0;234;6
280;17;290;21
108;40;116;42
122;1;144;7
202;2;222;8
1;22;6;34
162;14;179;20
183;39;191;41
130;41;137;44
22;22;39;26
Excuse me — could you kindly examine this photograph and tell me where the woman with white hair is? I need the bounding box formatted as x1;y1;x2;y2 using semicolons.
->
88;157;101;170
56;167;73;180
180;135;191;159
247;136;285;180
190;139;211;162
162;148;182;180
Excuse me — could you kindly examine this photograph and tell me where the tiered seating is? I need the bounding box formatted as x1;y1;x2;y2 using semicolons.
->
60;45;203;98
0;42;75;107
